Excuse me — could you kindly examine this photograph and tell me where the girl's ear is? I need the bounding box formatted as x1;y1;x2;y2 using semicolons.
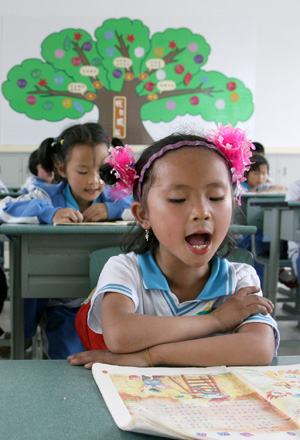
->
131;201;151;230
56;160;67;179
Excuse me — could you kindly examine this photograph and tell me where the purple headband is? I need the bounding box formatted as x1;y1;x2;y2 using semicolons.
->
138;140;232;200
106;123;254;204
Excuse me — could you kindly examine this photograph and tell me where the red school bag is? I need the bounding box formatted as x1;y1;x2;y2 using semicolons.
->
75;301;108;351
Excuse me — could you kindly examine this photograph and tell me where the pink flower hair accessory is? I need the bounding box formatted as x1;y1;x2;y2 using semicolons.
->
206;123;255;204
206;122;254;186
106;145;139;198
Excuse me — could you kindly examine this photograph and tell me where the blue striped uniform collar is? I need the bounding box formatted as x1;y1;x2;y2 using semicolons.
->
64;183;80;210
137;252;233;300
199;257;233;299
138;252;170;291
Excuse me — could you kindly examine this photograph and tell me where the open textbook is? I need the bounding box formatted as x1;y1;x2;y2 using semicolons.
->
92;363;300;439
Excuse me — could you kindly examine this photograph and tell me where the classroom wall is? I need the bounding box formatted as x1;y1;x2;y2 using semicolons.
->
0;0;300;151
1;0;300;190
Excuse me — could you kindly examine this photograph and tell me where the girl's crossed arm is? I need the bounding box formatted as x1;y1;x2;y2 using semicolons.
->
68;286;275;368
100;286;273;353
147;323;275;367
68;322;275;369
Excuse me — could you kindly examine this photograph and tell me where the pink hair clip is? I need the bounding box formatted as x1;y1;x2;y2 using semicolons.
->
206;123;254;203
106;145;139;198
206;123;254;186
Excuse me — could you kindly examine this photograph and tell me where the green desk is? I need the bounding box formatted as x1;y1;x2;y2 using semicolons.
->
280;201;300;242
0;360;165;440
0;223;134;360
262;201;300;310
278;201;300;317
0;191;23;198
0;357;299;440
1;223;257;360
233;197;300;318
232;192;285;225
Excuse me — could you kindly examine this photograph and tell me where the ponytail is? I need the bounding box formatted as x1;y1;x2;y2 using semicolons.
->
110;137;124;148
100;137;125;185
38;137;57;174
39;123;119;179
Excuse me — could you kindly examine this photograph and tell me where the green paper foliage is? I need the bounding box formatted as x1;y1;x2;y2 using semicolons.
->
2;17;254;131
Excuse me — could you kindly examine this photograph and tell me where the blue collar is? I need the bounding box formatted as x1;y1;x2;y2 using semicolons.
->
137;252;233;300
63;183;100;210
241;182;263;192
64;183;79;210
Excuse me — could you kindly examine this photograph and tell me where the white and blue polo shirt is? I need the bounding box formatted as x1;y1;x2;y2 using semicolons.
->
88;251;279;353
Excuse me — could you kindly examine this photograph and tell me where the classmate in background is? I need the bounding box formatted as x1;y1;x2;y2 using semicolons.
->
68;124;278;369
0;122;133;359
0;123;132;224
0;180;8;194
0;262;8;341
252;142;265;156
251;142;283;190
241;154;284;194
21;148;55;193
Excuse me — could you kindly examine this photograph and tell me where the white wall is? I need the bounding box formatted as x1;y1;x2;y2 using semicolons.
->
0;0;300;151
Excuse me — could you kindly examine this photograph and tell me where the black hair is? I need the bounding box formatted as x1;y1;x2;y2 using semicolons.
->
101;132;236;256
99;137;125;185
244;154;269;180
252;142;265;155
38;122;113;175
28;149;39;176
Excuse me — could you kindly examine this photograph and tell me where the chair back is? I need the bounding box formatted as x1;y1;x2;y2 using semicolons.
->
89;246;123;290
225;247;254;266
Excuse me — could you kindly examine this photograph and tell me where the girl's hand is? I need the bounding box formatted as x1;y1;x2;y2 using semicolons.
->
82;203;108;222
52;208;83;224
211;286;274;333
67;349;149;370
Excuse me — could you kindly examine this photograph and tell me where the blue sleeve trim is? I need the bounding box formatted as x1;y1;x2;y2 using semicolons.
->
97;283;133;296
